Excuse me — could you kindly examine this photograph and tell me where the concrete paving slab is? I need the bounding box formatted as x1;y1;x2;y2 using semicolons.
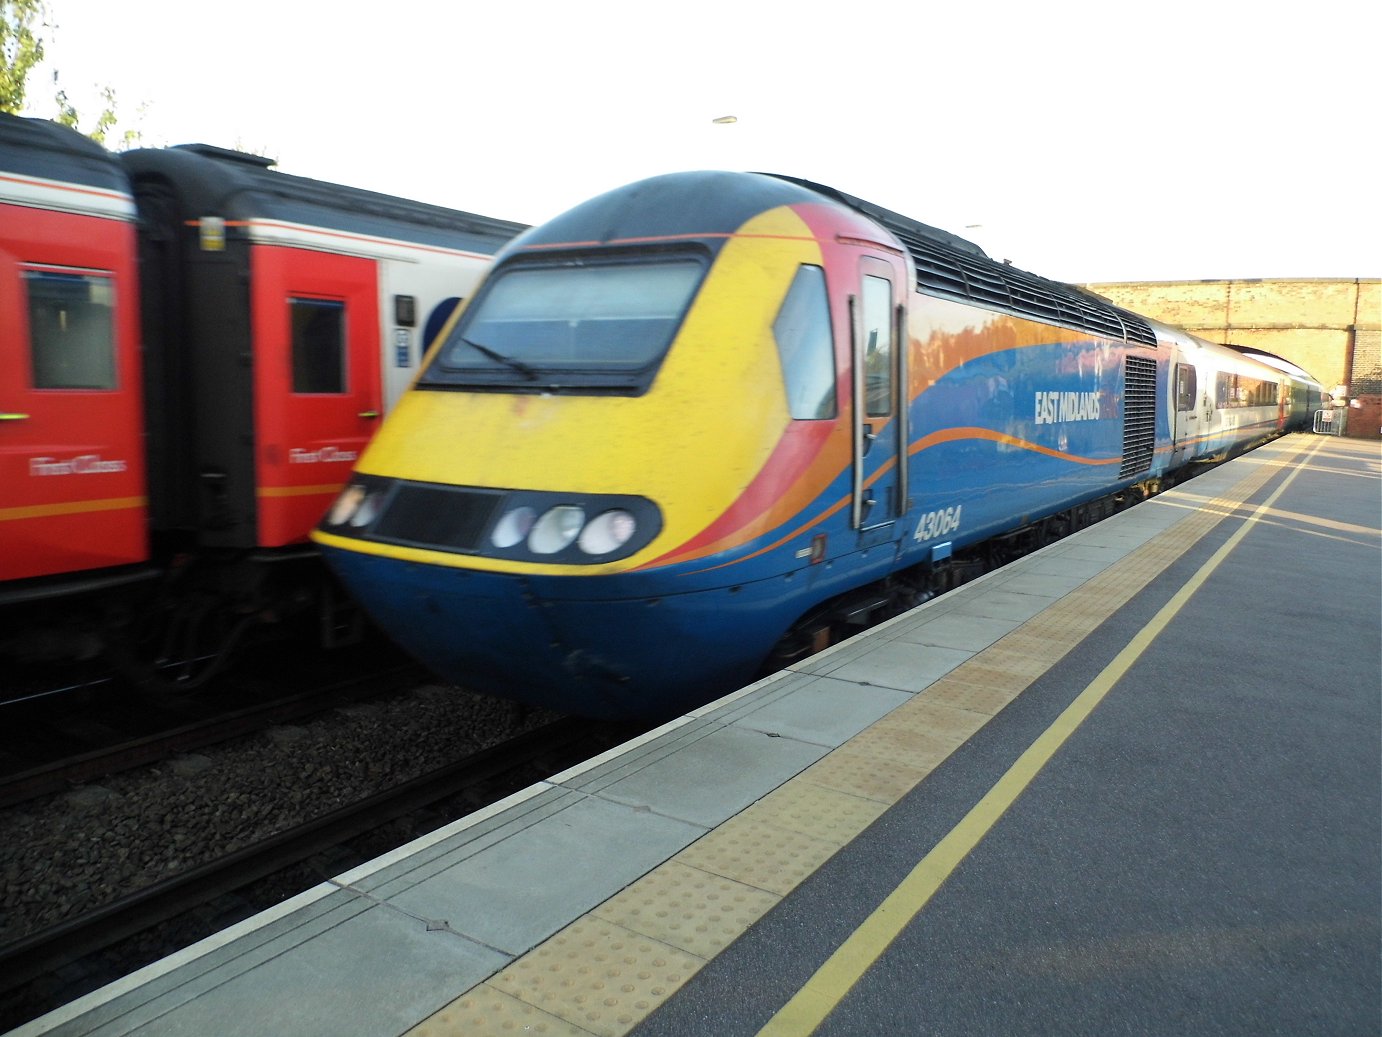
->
383;793;705;957
948;588;1058;622
348;784;570;895
889;612;1020;652
70;902;507;1037
820;640;975;693
730;675;911;747
1000;569;1094;598
35;885;362;1037
593;724;832;828
1021;552;1118;579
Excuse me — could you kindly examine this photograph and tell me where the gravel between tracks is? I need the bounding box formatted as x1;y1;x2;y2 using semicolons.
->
0;683;559;946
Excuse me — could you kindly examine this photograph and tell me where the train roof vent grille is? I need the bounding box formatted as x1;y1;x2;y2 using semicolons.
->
777;175;1159;349
762;172;1160;347
898;233;1158;347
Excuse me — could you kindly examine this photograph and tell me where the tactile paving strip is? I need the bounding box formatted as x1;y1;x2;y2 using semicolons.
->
403;985;591;1036
410;444;1294;1035
675;809;849;897
922;674;1028;717
592;860;782;959
488;918;704;1037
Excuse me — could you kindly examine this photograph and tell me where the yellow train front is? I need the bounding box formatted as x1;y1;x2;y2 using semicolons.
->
313;171;898;719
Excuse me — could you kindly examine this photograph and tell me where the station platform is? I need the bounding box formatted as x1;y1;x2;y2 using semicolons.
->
12;433;1380;1037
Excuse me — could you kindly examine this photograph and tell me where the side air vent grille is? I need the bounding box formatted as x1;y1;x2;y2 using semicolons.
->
1121;355;1158;477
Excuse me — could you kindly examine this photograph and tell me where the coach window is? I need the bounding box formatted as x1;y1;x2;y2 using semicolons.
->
773;265;836;419
862;274;893;416
24;269;117;390
290;298;345;393
1216;372;1233;408
1175;363;1197;410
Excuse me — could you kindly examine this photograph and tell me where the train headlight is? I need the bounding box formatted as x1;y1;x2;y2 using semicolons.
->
528;505;586;554
578;509;637;555
490;506;537;549
327;482;658;561
351;491;385;528
326;484;367;526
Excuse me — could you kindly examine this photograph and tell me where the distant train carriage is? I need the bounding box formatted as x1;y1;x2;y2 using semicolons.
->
0;113;525;678
1159;326;1320;466
314;171;1322;720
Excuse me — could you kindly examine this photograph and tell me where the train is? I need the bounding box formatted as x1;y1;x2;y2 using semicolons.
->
0;113;525;686
312;170;1323;721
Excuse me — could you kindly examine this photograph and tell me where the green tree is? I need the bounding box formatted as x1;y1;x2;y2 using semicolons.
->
0;0;46;113
2;0;140;146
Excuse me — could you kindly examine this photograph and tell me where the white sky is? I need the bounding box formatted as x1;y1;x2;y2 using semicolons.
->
24;0;1381;284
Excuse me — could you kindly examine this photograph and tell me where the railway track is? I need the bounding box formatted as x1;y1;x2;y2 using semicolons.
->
0;715;636;1032
0;661;428;810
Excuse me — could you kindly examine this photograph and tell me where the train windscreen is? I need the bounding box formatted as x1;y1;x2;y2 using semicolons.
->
421;254;704;394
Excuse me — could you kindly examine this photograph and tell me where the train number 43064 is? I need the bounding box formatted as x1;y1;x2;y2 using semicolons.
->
913;505;963;542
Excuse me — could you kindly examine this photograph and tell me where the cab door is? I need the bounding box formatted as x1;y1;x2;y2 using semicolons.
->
851;257;907;540
0;206;146;581
1171;360;1199;459
251;245;381;547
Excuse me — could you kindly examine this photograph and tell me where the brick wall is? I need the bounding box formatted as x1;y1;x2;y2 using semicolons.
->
1086;278;1382;439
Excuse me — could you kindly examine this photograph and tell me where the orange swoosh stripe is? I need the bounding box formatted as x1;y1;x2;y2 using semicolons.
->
679;428;1122;575
908;427;1121;465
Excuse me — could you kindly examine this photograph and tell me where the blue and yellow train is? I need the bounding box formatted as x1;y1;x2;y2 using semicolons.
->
312;172;1322;719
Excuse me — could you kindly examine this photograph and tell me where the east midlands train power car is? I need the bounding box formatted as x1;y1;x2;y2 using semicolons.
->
0;114;525;683
309;171;1323;720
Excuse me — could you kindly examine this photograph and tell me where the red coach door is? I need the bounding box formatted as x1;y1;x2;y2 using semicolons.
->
251;244;381;547
0;205;146;581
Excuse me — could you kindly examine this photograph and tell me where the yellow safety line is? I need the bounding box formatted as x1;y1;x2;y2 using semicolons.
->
756;436;1324;1037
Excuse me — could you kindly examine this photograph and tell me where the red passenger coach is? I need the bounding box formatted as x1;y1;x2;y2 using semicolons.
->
123;143;526;553
249;245;382;546
1;114;525;680
0;118;148;582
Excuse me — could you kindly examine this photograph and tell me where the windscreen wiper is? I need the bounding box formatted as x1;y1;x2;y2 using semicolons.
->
459;336;540;381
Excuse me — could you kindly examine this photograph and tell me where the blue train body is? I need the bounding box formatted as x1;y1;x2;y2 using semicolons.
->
314;172;1319;719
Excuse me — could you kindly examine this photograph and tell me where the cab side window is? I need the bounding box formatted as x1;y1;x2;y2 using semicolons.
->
25;269;116;390
773;265;836;419
1176;363;1197;410
291;297;346;394
861;274;894;417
